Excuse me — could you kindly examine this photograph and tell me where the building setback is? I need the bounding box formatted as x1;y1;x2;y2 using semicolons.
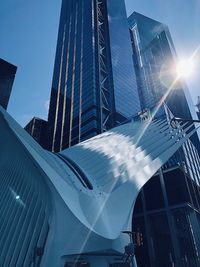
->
0;58;17;110
46;0;141;152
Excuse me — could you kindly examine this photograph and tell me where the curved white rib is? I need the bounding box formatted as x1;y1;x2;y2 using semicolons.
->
0;106;197;266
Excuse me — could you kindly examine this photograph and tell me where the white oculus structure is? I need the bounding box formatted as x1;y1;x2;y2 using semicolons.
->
0;106;197;267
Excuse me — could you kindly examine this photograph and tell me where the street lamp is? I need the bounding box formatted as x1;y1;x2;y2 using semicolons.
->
122;230;143;267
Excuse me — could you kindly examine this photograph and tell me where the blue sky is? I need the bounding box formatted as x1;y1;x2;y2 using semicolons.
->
1;0;200;126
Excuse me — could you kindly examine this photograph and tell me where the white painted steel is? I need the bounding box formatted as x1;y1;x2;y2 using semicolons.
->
0;106;197;266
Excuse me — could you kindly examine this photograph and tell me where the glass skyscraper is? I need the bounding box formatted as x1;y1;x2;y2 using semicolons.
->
128;12;200;150
128;12;200;267
0;58;17;110
24;117;47;148
47;0;141;152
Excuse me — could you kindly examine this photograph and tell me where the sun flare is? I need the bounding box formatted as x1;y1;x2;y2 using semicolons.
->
176;59;194;78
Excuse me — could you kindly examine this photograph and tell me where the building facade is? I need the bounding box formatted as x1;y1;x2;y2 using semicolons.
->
196;96;200;120
24;117;47;148
128;12;200;267
47;0;141;152
128;12;200;151
133;165;200;267
0;58;17;110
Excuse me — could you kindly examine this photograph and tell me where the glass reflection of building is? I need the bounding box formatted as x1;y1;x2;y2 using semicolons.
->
128;12;200;267
47;0;141;152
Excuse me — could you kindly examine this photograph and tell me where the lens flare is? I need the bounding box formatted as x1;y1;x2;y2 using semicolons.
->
176;59;194;78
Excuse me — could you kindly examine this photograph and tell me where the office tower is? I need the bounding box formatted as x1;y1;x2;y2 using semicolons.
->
24;117;47;148
0;58;17;110
128;12;200;267
47;0;141;152
128;12;200;150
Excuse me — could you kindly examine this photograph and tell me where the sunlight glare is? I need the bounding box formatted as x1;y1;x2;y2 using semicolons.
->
176;59;194;78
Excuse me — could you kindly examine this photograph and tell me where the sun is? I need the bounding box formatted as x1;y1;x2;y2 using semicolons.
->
176;59;194;78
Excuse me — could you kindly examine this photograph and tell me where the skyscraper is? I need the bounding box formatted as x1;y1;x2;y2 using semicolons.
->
128;12;200;267
128;12;200;150
47;0;141;152
0;58;17;110
24;117;47;148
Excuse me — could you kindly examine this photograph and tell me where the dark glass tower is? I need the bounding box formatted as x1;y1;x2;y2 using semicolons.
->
0;58;17;110
24;117;47;148
47;0;141;152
